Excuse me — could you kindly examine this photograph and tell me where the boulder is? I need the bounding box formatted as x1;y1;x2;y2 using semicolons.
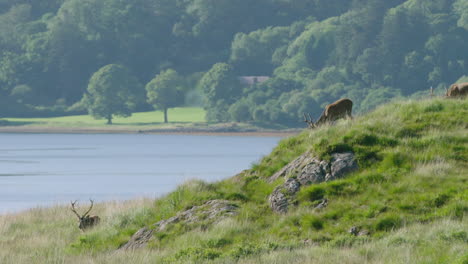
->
328;152;358;181
314;199;328;210
120;200;238;250
268;152;358;213
268;187;289;213
268;152;315;182
297;159;328;185
284;178;301;193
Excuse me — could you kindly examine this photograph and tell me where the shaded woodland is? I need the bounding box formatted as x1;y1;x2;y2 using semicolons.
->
0;0;467;126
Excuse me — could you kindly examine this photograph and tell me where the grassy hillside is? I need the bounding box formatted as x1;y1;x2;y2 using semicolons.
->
0;98;467;264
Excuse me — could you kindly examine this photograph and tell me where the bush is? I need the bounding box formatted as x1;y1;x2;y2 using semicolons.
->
301;215;324;230
375;215;403;231
299;186;326;202
379;152;412;172
174;247;221;261
228;100;252;122
432;193;451;208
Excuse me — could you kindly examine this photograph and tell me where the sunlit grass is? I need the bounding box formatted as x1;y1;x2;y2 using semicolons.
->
1;98;467;263
3;107;206;127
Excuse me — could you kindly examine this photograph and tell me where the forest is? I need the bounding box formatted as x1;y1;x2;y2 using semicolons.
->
0;0;467;126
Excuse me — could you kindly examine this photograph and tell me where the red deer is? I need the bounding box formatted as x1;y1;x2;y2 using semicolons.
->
446;83;468;98
304;98;353;128
71;200;100;230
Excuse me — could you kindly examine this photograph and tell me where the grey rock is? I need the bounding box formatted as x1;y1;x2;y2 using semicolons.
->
268;152;314;182
349;226;359;236
297;159;328;185
358;229;370;236
284;178;301;194
314;199;328;210
120;227;154;250
268;187;289;213
120;200;238;250
329;152;358;180
268;151;358;213
348;226;370;236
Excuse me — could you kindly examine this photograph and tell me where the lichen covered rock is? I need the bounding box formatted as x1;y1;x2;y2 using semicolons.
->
268;152;358;213
120;200;238;250
329;152;359;181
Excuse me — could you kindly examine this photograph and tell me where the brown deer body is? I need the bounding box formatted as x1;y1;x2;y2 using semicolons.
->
446;83;468;98
316;98;353;125
71;200;100;230
304;98;353;128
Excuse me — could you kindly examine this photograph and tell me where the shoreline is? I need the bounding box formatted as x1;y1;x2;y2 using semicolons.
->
0;126;300;137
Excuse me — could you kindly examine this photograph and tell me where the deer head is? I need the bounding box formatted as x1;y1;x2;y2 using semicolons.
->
303;112;316;129
70;200;100;230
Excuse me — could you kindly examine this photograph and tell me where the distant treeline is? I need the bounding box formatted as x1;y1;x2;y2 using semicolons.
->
0;0;467;126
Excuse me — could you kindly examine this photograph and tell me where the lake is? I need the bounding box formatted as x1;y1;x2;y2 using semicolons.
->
0;133;282;214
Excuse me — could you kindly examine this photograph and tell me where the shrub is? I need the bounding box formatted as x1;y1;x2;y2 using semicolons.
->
205;238;232;248
299;186;326;202
379;152;412;172
227;243;262;259
375;215;403;231
301;215;324;230
228;100;252;122
432;193;451;208
423;102;444;112
328;235;368;247
326;180;358;196
174;247;221;261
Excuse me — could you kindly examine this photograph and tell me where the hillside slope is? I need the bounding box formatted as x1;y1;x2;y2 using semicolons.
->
0;98;467;264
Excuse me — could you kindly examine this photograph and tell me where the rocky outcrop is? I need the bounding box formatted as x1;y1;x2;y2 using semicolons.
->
120;200;238;250
348;226;370;236
268;188;289;213
329;152;359;180
268;152;358;213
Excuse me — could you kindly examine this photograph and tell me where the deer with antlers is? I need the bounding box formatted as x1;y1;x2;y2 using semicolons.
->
304;98;353;128
446;83;468;98
70;200;100;230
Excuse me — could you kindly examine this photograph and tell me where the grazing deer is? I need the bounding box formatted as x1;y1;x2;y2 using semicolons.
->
446;83;468;98
304;98;353;128
70;200;100;230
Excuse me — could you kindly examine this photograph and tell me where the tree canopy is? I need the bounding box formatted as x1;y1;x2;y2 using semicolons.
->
0;0;467;127
146;69;184;123
84;64;140;124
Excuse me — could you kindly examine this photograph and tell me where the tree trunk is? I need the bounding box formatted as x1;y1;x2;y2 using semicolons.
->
164;108;168;123
107;115;112;125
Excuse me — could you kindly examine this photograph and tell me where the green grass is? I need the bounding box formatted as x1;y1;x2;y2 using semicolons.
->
0;98;467;263
2;107;206;127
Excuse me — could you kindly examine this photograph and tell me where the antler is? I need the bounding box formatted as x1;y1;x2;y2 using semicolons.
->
70;200;81;219
82;199;95;217
303;113;315;128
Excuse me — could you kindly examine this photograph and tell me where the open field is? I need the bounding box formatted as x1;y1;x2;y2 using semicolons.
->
0;107;299;136
1;107;206;127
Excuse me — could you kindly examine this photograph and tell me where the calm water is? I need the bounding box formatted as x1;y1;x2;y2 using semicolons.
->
0;133;281;214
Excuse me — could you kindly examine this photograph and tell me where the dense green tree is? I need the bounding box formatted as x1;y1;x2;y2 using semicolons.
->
146;69;184;123
455;0;468;30
199;63;240;122
230;26;289;75
0;0;466;125
360;87;402;112
84;64;140;124
228;100;251;122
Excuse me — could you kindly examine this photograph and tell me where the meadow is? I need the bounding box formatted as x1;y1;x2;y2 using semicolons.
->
1;107;206;128
0;98;467;264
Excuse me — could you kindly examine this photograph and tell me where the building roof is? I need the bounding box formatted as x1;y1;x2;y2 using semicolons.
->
238;76;270;86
